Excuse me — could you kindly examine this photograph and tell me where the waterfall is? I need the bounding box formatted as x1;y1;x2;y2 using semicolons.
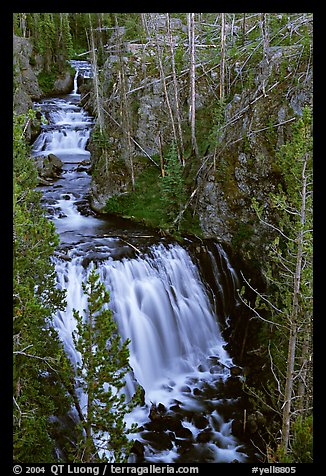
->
72;69;79;95
55;243;234;401
54;241;248;463
32;60;250;463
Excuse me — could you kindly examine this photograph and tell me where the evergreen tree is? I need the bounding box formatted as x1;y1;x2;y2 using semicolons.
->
72;268;142;462
248;106;313;461
160;142;186;224
13;111;71;462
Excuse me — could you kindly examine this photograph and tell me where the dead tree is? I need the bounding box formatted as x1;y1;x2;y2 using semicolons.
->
114;14;135;190
148;13;181;163
220;13;226;101
166;13;185;166
188;13;198;158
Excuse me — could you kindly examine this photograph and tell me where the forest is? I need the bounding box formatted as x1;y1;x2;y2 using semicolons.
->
13;13;313;465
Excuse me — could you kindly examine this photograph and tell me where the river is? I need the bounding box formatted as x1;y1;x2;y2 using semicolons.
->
31;60;256;464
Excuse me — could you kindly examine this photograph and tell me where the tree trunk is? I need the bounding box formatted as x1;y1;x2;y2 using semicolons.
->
166;13;185;166
114;15;135;190
85;303;94;462
159;130;165;177
297;330;312;415
242;13;246;44
281;156;308;453
89;14;104;134
188;13;198;158
150;14;180;163
141;13;150;38
260;13;269;63
220;13;226;101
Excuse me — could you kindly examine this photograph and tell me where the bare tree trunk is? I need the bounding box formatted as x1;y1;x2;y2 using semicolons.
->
260;13;269;63
166;13;185;166
149;14;180;162
84;308;94;463
114;15;135;190
281;156;308;453
89;14;104;134
158;130;165;177
20;13;27;38
141;13;150;38
242;13;246;44
297;330;312;414
188;13;198;158
220;13;226;101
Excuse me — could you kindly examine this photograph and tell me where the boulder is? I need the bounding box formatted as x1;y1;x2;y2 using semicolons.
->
175;426;193;439
196;429;213;443
230;366;242;377
141;431;173;451
192;415;209;430
130;439;144;458
145;415;183;433
35;153;63;180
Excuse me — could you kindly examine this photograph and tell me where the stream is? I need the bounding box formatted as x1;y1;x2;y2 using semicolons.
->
31;60;255;464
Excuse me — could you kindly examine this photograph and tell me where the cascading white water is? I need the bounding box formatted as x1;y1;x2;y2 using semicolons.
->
72;69;79;95
32;128;90;156
33;60;250;463
56;244;233;400
54;242;248;463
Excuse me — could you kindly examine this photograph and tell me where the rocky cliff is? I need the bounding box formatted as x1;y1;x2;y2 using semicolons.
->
13;35;75;117
196;46;312;259
83;27;312;258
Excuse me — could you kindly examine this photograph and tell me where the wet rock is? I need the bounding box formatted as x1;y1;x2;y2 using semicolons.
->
196;429;213;443
144;415;183;433
180;385;191;393
175;438;193;453
37;176;52;186
210;365;223;374
175;426;193;439
231;419;244;438
149;402;166;420
170;404;182;413
192;415;209;430
35;153;63;180
197;364;207;372
130;439;144;458
208;355;220;365
141;431;173;451
230;366;242;377
53;71;74;95
193;387;202;396
157;403;166;414
224;376;243;395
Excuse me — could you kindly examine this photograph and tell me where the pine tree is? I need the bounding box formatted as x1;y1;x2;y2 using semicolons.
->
72;268;142;462
248;106;313;461
13;111;71;462
160;142;185;225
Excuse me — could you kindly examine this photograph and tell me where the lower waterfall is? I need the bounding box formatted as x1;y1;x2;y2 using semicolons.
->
31;60;252;463
53;241;248;463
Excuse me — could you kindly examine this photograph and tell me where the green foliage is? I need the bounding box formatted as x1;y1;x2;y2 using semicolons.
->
174;44;185;75
208;99;226;148
270;415;313;463
160;142;186;224
231;222;254;250
72;269;141;462
92;125;110;149
37;68;57;96
104;156;201;237
13;111;71;462
248;107;313;459
289;415;313;463
105;160;163;225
